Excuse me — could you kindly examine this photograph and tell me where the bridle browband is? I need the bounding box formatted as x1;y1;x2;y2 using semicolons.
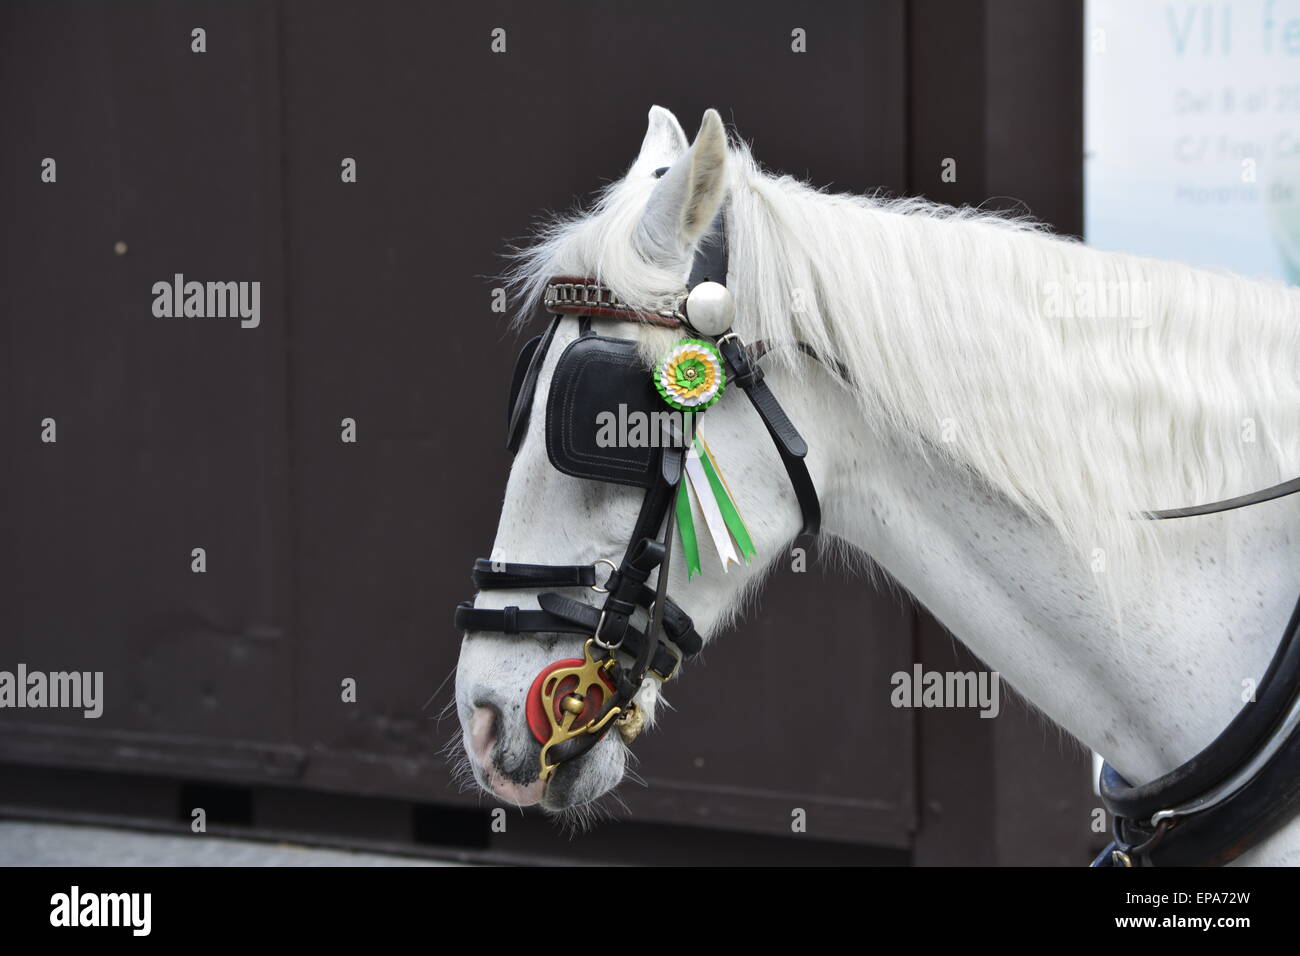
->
458;206;1300;866
542;277;686;327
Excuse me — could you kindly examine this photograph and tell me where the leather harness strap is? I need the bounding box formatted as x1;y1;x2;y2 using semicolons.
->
1141;475;1300;520
691;205;821;536
453;600;693;682
472;559;597;590
465;561;706;655
507;316;562;455
715;334;821;536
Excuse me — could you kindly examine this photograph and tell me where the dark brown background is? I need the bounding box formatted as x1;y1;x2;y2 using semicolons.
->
0;0;1097;864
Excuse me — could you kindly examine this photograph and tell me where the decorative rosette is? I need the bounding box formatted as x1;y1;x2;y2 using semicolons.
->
654;339;726;411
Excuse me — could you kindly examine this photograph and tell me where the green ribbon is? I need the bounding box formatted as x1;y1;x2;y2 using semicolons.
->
695;436;756;562
675;481;702;579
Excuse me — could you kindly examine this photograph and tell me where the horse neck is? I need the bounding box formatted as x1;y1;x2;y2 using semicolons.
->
808;383;1293;794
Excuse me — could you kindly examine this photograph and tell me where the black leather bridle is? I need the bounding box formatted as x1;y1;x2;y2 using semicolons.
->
455;209;820;779
456;207;1300;865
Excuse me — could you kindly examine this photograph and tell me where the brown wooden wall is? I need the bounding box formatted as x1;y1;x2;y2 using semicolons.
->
0;0;1099;865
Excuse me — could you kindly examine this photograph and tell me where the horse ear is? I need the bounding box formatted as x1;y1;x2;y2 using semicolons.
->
629;106;688;178
634;109;728;269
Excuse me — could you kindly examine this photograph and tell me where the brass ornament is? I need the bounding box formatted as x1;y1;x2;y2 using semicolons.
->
537;639;623;781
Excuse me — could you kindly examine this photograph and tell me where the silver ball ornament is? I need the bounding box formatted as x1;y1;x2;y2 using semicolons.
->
684;281;734;336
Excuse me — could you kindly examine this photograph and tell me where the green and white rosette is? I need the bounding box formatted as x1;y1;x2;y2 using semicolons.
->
654;339;726;411
655;339;754;578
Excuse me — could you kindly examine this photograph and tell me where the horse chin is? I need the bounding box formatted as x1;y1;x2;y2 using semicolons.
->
539;739;627;811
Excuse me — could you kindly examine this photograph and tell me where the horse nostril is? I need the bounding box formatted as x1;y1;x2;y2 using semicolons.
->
468;702;500;766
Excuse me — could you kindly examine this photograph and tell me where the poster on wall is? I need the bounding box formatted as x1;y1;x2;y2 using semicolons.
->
1085;0;1300;284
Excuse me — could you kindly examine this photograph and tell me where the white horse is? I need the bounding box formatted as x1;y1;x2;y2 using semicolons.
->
455;106;1300;862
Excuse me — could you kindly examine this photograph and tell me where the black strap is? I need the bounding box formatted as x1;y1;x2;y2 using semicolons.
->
453;600;685;680
685;206;820;535
637;463;680;686
469;558;702;654
536;592;699;662
647;587;702;654
456;589;702;662
1142;476;1300;520
471;559;596;590
688;207;729;288
594;537;664;648
715;334;821;536
626;458;682;558
506;315;561;454
454;601;577;636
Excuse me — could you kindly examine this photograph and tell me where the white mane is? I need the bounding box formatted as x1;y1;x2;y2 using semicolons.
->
506;137;1300;577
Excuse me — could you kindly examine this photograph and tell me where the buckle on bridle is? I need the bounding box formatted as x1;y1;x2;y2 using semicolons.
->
591;609;624;650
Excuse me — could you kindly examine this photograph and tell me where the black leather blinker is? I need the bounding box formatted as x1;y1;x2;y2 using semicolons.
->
544;333;672;488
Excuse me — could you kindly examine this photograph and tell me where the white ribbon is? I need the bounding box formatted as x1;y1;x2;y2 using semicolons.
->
683;442;740;571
